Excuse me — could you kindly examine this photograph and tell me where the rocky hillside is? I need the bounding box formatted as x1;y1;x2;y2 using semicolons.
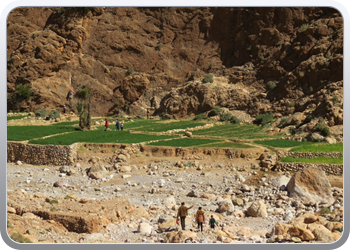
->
7;7;343;131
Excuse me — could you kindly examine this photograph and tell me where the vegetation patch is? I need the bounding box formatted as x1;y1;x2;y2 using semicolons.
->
29;130;175;145
198;142;254;148
254;139;315;148
280;156;343;164
7;126;77;141
290;143;343;153
148;138;221;147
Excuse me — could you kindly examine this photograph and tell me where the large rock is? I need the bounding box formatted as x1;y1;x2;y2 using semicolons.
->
164;230;197;243
286;166;334;204
246;200;268;218
217;200;234;214
137;222;152;235
163;196;176;209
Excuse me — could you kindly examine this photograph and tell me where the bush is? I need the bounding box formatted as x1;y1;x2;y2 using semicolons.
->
253;113;273;126
213;106;221;115
49;109;60;119
203;74;214;83
127;68;134;74
35;109;47;118
230;116;240;124
76;89;90;100
316;119;331;137
266;81;276;91
220;112;233;122
16;84;32;100
194;113;206;120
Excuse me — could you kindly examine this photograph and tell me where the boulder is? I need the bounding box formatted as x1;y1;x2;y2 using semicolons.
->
158;219;177;232
260;153;277;169
89;172;103;180
89;164;106;173
164;230;197;243
286;166;334;204
137;222;152;235
288;226;315;241
270;175;290;189
163;196;176;209
217;200;234;214
232;197;244;206
53;180;69;188
246;200;268;218
307;224;334;242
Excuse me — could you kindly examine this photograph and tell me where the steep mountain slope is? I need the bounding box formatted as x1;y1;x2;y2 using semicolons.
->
7;7;343;133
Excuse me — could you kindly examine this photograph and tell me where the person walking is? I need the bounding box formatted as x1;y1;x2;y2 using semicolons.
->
177;202;194;230
195;207;205;232
209;215;218;229
116;119;120;131
104;118;109;131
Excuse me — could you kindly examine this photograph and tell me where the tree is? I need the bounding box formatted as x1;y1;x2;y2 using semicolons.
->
76;90;92;130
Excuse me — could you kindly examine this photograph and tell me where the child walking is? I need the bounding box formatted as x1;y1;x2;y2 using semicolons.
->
209;215;217;229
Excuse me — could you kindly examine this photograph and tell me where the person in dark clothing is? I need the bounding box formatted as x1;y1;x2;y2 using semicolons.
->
177;202;194;230
209;215;218;229
116;119;120;131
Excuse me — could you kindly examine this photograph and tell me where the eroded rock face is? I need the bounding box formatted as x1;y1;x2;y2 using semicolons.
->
7;7;343;135
286;166;334;204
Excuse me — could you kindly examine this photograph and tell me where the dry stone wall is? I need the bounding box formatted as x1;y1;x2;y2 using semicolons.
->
7;142;79;166
275;150;343;175
275;162;343;175
277;151;343;158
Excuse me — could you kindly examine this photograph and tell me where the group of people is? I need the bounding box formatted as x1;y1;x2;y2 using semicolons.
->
177;202;218;232
104;118;124;131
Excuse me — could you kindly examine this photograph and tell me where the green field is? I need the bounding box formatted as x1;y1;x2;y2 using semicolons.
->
281;156;343;164
7;126;78;141
29;130;175;145
148;138;221;147
290;143;343;153
254;139;315;148
7;118;343;159
191;124;280;140
132;120;206;133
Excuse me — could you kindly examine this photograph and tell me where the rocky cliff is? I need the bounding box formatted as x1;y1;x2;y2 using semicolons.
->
7;7;343;129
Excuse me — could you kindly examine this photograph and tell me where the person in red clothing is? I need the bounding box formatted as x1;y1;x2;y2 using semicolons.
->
104;118;109;131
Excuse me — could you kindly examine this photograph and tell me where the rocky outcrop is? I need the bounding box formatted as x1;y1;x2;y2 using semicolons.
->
7;7;343;137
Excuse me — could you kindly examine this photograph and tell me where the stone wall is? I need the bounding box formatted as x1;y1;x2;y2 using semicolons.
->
7;142;79;166
275;162;343;175
275;150;343;175
277;151;343;158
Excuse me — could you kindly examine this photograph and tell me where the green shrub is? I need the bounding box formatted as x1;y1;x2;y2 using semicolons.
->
76;101;84;114
194;113;206;120
35;109;47;118
76;89;90;100
213;106;221;115
49;109;60;119
220;112;233;122
15;84;32;100
127;68;134;74
266;81;276;90
253;113;273;126
316;118;331;137
229;116;240;124
203;74;214;83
